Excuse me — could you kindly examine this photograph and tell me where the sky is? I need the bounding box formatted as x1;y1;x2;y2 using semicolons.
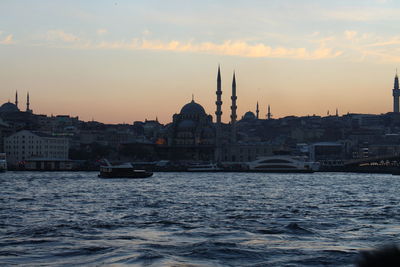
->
1;0;400;124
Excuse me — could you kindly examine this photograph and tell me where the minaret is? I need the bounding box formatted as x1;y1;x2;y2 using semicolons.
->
26;92;32;113
267;104;272;120
256;101;259;119
230;71;237;143
335;108;338;117
15;91;18;108
394;70;400;113
215;65;223;162
216;66;222;124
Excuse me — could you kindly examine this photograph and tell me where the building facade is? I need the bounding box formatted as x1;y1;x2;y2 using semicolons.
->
4;130;69;166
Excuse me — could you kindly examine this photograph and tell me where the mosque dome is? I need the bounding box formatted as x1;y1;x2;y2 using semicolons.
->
243;111;256;120
180;100;206;116
177;119;196;129
0;102;20;113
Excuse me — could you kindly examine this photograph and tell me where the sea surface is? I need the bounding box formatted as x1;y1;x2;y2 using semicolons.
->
1;172;400;266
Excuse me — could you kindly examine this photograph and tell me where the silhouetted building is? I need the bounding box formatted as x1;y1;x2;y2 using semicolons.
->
393;71;400;112
230;72;237;143
215;65;223;162
26;92;32;113
166;99;215;160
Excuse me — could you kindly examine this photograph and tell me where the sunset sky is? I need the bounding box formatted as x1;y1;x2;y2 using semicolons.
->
1;0;399;124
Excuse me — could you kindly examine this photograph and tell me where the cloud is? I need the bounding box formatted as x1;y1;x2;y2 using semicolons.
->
92;39;342;60
309;32;320;38
325;7;399;22
366;37;400;47
0;34;14;45
96;28;108;35
35;29;400;62
335;31;400;63
142;29;151;36
344;30;357;40
47;30;79;42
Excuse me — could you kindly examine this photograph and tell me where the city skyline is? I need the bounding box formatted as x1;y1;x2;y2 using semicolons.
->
1;0;400;123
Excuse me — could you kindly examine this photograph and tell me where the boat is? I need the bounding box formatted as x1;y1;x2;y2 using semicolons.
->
247;156;320;173
0;153;7;172
98;160;153;178
187;162;222;172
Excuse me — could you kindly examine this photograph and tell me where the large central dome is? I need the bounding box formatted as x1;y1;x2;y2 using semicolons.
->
0;102;20;113
180;100;206;115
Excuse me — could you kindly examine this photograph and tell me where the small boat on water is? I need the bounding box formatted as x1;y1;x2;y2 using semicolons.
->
98;160;153;179
187;163;222;172
0;153;7;172
247;156;320;173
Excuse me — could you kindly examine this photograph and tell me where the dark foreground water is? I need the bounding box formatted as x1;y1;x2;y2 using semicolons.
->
1;172;400;266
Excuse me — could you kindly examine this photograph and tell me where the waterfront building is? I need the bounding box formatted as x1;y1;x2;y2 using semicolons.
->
309;142;346;168
23;159;74;171
4;130;69;167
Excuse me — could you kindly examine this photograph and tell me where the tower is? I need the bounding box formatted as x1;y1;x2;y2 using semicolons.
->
267;104;272;120
26;92;32;113
15;91;18;108
230;71;237;143
215;65;223;162
394;70;400;113
216;66;222;124
256;101;259;119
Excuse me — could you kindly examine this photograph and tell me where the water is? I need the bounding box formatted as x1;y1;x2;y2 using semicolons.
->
1;172;399;266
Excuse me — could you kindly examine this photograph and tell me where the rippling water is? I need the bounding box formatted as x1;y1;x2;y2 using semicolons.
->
1;172;400;266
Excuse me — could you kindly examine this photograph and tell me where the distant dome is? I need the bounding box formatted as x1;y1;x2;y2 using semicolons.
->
178;119;196;129
243;111;256;120
180;100;206;116
0;102;19;113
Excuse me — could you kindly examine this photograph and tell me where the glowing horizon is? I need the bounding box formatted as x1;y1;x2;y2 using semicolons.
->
1;0;399;124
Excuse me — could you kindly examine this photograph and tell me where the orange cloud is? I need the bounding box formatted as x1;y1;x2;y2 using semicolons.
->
93;39;342;60
47;30;79;42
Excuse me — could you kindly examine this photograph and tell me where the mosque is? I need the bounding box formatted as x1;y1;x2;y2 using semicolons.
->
165;66;271;162
0;91;32;114
165;98;216;160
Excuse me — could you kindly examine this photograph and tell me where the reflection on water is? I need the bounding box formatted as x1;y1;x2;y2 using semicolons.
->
1;172;399;266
